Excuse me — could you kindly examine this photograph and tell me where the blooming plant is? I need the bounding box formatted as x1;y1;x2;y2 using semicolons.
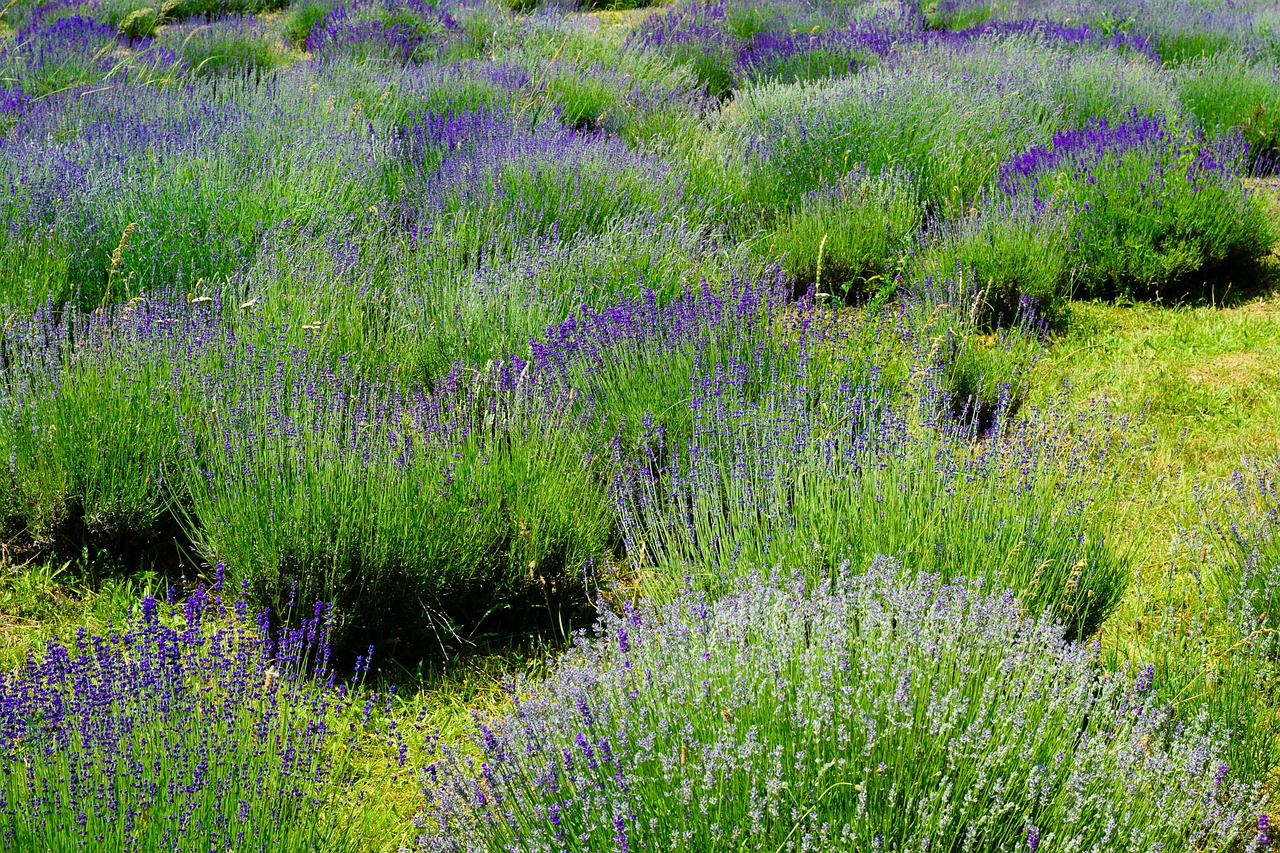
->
417;561;1263;852
0;577;381;852
996;112;1276;297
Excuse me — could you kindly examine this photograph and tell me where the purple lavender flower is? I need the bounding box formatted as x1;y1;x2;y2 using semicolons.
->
0;86;29;116
0;585;385;849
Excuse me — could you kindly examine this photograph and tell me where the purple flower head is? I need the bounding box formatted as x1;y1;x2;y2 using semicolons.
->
0;86;29;116
997;112;1175;194
480;724;503;760
614;814;629;852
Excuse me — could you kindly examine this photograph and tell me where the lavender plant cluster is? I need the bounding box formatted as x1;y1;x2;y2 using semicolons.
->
609;288;1132;635
1196;456;1280;654
0;87;29;117
395;105;694;245
0;260;790;634
0;69;399;303
417;561;1266;852
925;0;1280;62
1;10;187;94
630;0;1157;92
991;110;1275;296
307;0;466;64
0;575;385;852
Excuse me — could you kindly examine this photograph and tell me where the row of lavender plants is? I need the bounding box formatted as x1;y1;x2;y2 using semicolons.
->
4;505;1275;850
3;0;1279;317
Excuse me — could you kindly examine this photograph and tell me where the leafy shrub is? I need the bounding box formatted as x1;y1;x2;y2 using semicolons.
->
417;563;1264;852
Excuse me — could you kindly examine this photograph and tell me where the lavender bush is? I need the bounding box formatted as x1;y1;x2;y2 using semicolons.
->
1177;52;1280;170
0;580;381;851
395;106;697;255
1198;456;1280;653
768;164;921;300
307;0;473;65
612;290;1131;637
176;349;614;643
0;67;394;307
157;14;290;76
417;561;1266;852
996;112;1277;298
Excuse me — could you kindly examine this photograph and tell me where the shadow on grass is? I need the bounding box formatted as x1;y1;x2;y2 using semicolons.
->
1143;253;1280;310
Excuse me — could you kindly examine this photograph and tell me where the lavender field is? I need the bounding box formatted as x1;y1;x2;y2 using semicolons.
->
1;0;1279;848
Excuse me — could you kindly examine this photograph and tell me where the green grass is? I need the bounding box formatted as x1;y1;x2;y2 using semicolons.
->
0;557;163;671
1025;235;1280;777
1031;282;1280;638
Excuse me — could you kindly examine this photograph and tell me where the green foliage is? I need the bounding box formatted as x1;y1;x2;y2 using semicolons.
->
921;0;993;31
114;0;174;38
0;77;392;310
768;167;921;299
284;0;329;47
1065;151;1275;299
1152;28;1240;65
0;315;182;560
169;23;291;76
921;204;1072;324
0;233;76;308
410;141;692;259
99;0;289;30
541;69;617;129
620;303;1130;640
178;379;614;647
721;67;1056;217
1178;52;1280;168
